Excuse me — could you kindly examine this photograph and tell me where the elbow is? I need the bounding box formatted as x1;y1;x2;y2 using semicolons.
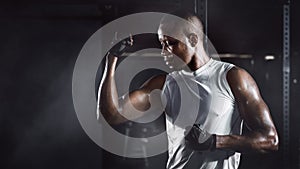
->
98;105;124;125
267;130;279;152
105;113;124;125
102;115;120;125
258;128;279;153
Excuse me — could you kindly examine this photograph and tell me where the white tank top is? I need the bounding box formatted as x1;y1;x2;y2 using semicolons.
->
162;58;243;169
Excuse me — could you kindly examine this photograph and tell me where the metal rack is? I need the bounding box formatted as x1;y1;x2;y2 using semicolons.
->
283;2;290;169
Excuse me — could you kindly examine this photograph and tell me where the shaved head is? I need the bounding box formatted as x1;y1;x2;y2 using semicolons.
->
159;10;204;42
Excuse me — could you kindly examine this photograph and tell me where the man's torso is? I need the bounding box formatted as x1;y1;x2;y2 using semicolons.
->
162;59;243;169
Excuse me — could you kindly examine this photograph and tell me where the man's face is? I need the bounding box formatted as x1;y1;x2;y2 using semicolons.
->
158;23;194;70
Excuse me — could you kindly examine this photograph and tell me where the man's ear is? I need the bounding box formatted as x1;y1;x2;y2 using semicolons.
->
188;33;198;47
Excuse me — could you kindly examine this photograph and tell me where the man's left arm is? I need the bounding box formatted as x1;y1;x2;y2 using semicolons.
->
216;66;279;153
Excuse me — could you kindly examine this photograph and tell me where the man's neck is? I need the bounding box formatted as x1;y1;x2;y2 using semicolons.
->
188;49;210;71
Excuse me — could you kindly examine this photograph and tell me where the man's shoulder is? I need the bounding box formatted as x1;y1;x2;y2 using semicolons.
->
206;59;236;76
226;66;255;90
211;59;235;67
226;66;248;79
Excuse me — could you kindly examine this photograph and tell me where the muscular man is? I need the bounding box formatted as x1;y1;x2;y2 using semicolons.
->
98;11;278;169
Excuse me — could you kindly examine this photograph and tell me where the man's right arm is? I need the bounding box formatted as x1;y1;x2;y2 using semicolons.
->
97;54;166;125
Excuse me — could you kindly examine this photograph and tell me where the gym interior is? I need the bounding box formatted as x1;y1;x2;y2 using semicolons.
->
1;0;299;169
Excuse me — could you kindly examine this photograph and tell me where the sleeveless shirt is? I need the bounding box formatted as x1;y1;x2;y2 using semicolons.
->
162;59;243;169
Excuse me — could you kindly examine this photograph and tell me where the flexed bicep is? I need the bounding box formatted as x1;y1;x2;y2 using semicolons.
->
118;75;166;123
98;59;166;125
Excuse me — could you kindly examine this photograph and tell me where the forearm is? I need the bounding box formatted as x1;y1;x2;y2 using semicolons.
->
216;129;278;153
99;55;126;124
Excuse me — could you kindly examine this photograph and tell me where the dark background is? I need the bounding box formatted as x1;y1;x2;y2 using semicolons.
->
1;0;299;169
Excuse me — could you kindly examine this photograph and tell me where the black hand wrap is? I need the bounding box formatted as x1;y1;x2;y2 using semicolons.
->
184;124;216;151
109;33;133;57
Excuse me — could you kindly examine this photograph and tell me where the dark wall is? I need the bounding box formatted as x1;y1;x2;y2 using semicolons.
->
0;5;104;169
